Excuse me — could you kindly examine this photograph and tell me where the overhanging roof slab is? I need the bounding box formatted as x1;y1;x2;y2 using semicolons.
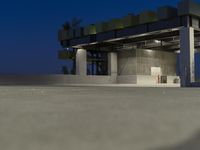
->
65;16;190;48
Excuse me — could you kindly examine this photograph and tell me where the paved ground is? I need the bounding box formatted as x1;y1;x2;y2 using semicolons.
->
0;85;200;150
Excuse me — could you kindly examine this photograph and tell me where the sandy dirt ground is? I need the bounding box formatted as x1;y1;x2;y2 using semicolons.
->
0;85;200;150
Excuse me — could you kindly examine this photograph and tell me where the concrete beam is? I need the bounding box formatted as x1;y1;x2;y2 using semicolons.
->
180;27;195;87
76;49;87;75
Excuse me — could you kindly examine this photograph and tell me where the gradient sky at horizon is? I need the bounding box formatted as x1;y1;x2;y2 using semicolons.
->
0;0;198;74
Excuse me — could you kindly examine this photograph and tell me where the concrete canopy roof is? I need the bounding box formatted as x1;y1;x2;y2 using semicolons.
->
59;0;200;52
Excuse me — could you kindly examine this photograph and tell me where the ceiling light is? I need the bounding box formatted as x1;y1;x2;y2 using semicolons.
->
155;40;161;44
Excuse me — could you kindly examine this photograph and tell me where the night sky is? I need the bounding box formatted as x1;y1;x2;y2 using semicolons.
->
0;0;198;74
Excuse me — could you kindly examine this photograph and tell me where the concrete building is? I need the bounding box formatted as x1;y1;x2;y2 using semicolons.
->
58;0;200;87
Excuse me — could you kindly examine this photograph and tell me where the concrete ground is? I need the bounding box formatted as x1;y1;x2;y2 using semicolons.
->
0;85;200;150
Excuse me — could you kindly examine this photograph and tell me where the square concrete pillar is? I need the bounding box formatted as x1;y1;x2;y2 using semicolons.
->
108;52;118;76
180;27;195;87
76;49;87;75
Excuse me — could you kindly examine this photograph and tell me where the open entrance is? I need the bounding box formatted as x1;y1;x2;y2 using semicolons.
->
87;51;108;75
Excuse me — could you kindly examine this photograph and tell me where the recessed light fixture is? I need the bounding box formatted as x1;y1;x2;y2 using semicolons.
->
146;49;153;52
175;50;180;53
155;40;161;44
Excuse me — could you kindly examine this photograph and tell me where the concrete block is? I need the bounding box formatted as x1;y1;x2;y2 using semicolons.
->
70;36;90;46
117;24;147;37
137;75;157;84
122;14;139;28
95;22;108;33
83;24;96;36
75;27;83;38
157;6;178;20
139;11;157;24
178;0;200;17
96;31;115;42
191;17;199;28
107;19;124;30
167;76;180;84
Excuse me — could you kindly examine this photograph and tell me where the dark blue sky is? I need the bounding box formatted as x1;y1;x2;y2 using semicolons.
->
0;0;197;74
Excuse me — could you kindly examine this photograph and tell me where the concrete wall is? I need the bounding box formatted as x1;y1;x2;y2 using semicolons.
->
0;75;178;85
117;75;137;84
117;49;177;84
167;76;180;84
137;49;177;75
118;50;137;75
117;75;179;84
137;75;179;85
60;75;117;84
0;75;117;85
118;49;177;76
137;75;158;85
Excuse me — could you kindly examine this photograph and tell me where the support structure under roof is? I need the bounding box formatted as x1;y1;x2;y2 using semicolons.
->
58;0;200;87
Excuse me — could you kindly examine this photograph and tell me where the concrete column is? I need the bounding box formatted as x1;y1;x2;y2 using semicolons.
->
76;49;87;75
180;27;195;87
108;52;118;76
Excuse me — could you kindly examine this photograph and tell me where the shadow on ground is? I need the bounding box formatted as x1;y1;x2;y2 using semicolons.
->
151;130;200;150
